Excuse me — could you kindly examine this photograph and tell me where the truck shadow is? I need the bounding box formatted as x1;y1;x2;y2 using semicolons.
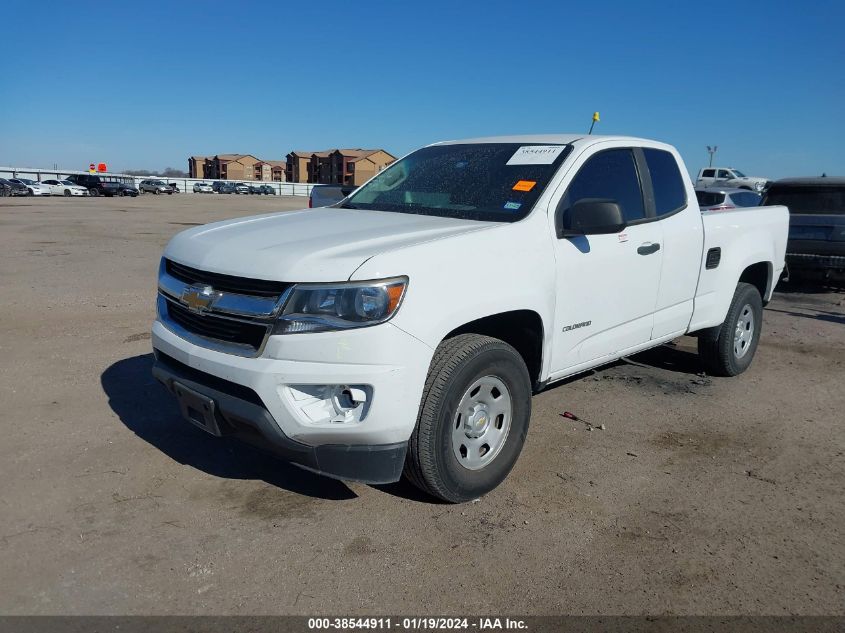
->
625;342;707;375
101;354;357;501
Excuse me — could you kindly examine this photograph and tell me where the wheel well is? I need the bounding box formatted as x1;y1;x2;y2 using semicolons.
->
739;262;771;304
446;310;544;387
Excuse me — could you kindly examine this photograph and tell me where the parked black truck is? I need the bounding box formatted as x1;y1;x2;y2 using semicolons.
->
763;178;845;279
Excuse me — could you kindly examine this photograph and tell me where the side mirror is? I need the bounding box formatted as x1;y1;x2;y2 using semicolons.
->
558;199;626;237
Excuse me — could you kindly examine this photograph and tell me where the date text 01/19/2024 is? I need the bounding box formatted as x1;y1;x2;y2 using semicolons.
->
307;617;528;630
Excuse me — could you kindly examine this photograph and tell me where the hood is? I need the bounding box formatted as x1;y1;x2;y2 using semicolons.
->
164;206;496;282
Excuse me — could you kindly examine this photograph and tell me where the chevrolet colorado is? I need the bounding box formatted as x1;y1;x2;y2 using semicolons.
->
151;134;789;502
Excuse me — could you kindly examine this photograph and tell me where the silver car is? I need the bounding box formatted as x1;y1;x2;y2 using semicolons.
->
193;182;213;193
139;179;174;195
696;187;762;211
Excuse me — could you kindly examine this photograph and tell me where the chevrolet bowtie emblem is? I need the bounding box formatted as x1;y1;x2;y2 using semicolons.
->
181;284;219;313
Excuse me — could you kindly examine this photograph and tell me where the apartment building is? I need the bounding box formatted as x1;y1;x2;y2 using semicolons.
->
188;154;287;181
285;151;320;184
285;148;396;184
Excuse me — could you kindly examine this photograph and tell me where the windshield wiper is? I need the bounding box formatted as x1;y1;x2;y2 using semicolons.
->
339;203;359;209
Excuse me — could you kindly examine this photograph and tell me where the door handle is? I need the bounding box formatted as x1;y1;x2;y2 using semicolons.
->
637;242;661;255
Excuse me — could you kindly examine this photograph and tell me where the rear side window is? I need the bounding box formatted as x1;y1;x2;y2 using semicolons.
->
763;186;845;215
696;191;726;207
560;149;645;223
643;149;687;216
732;192;761;207
701;169;715;178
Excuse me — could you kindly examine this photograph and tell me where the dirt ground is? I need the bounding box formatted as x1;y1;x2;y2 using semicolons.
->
0;195;842;616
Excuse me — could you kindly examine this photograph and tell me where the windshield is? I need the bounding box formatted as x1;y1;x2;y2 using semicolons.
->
344;143;572;222
60;180;74;185
764;185;845;215
732;169;746;177
18;178;35;185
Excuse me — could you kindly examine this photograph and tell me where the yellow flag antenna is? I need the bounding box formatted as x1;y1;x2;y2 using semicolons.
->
588;112;600;134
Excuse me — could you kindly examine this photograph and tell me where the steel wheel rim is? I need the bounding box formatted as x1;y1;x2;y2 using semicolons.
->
734;303;755;359
451;376;512;471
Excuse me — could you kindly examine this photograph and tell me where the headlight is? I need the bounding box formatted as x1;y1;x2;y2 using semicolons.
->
274;277;408;334
755;182;765;191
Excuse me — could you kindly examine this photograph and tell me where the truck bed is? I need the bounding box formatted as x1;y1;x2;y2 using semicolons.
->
689;205;789;332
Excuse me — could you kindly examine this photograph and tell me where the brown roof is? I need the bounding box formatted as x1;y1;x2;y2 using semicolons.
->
336;149;396;161
289;150;329;158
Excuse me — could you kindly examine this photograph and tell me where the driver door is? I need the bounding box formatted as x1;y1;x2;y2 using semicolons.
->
548;147;663;375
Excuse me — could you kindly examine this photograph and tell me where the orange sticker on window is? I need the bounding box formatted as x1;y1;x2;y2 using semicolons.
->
513;180;536;192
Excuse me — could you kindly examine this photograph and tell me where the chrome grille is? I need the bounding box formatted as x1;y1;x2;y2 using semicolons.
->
158;259;292;356
166;301;269;350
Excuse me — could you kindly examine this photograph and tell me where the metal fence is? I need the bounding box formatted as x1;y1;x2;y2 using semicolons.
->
0;166;314;197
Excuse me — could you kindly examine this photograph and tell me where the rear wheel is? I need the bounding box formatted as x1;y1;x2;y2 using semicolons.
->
698;282;763;376
404;334;532;503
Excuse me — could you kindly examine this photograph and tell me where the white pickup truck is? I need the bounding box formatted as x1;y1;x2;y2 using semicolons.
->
152;134;788;502
696;167;770;192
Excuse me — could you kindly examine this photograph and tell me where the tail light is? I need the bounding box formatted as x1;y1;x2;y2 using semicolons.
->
308;196;313;208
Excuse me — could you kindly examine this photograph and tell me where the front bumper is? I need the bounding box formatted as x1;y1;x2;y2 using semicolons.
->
152;350;409;483
151;317;433;478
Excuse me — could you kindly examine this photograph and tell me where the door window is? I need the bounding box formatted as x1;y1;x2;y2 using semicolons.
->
717;169;732;179
701;169;715;178
559;149;645;224
643;148;687;216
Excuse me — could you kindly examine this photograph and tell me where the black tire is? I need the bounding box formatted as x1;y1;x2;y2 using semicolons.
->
63;189;71;197
697;282;763;377
89;188;99;197
404;334;532;503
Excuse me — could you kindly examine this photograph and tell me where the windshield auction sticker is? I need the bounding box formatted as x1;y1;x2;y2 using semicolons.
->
506;145;566;165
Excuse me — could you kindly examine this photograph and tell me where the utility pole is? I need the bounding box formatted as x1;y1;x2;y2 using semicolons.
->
706;145;718;167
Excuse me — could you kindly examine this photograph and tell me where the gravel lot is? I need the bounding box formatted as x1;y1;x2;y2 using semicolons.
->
0;195;843;615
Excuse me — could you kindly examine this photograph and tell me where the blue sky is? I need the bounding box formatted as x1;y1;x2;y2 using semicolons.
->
1;0;843;178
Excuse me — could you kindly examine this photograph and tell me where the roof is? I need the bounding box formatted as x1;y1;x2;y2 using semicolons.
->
289;150;330;158
770;177;845;186
431;134;654;147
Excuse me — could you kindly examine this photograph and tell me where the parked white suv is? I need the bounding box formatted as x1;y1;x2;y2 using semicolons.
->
696;167;770;192
152;134;788;502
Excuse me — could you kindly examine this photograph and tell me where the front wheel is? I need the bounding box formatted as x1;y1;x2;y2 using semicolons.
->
404;334;532;503
697;282;763;376
63;189;71;197
89;188;99;197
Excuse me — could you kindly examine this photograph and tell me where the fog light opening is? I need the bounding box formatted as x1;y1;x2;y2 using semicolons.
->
286;384;372;425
